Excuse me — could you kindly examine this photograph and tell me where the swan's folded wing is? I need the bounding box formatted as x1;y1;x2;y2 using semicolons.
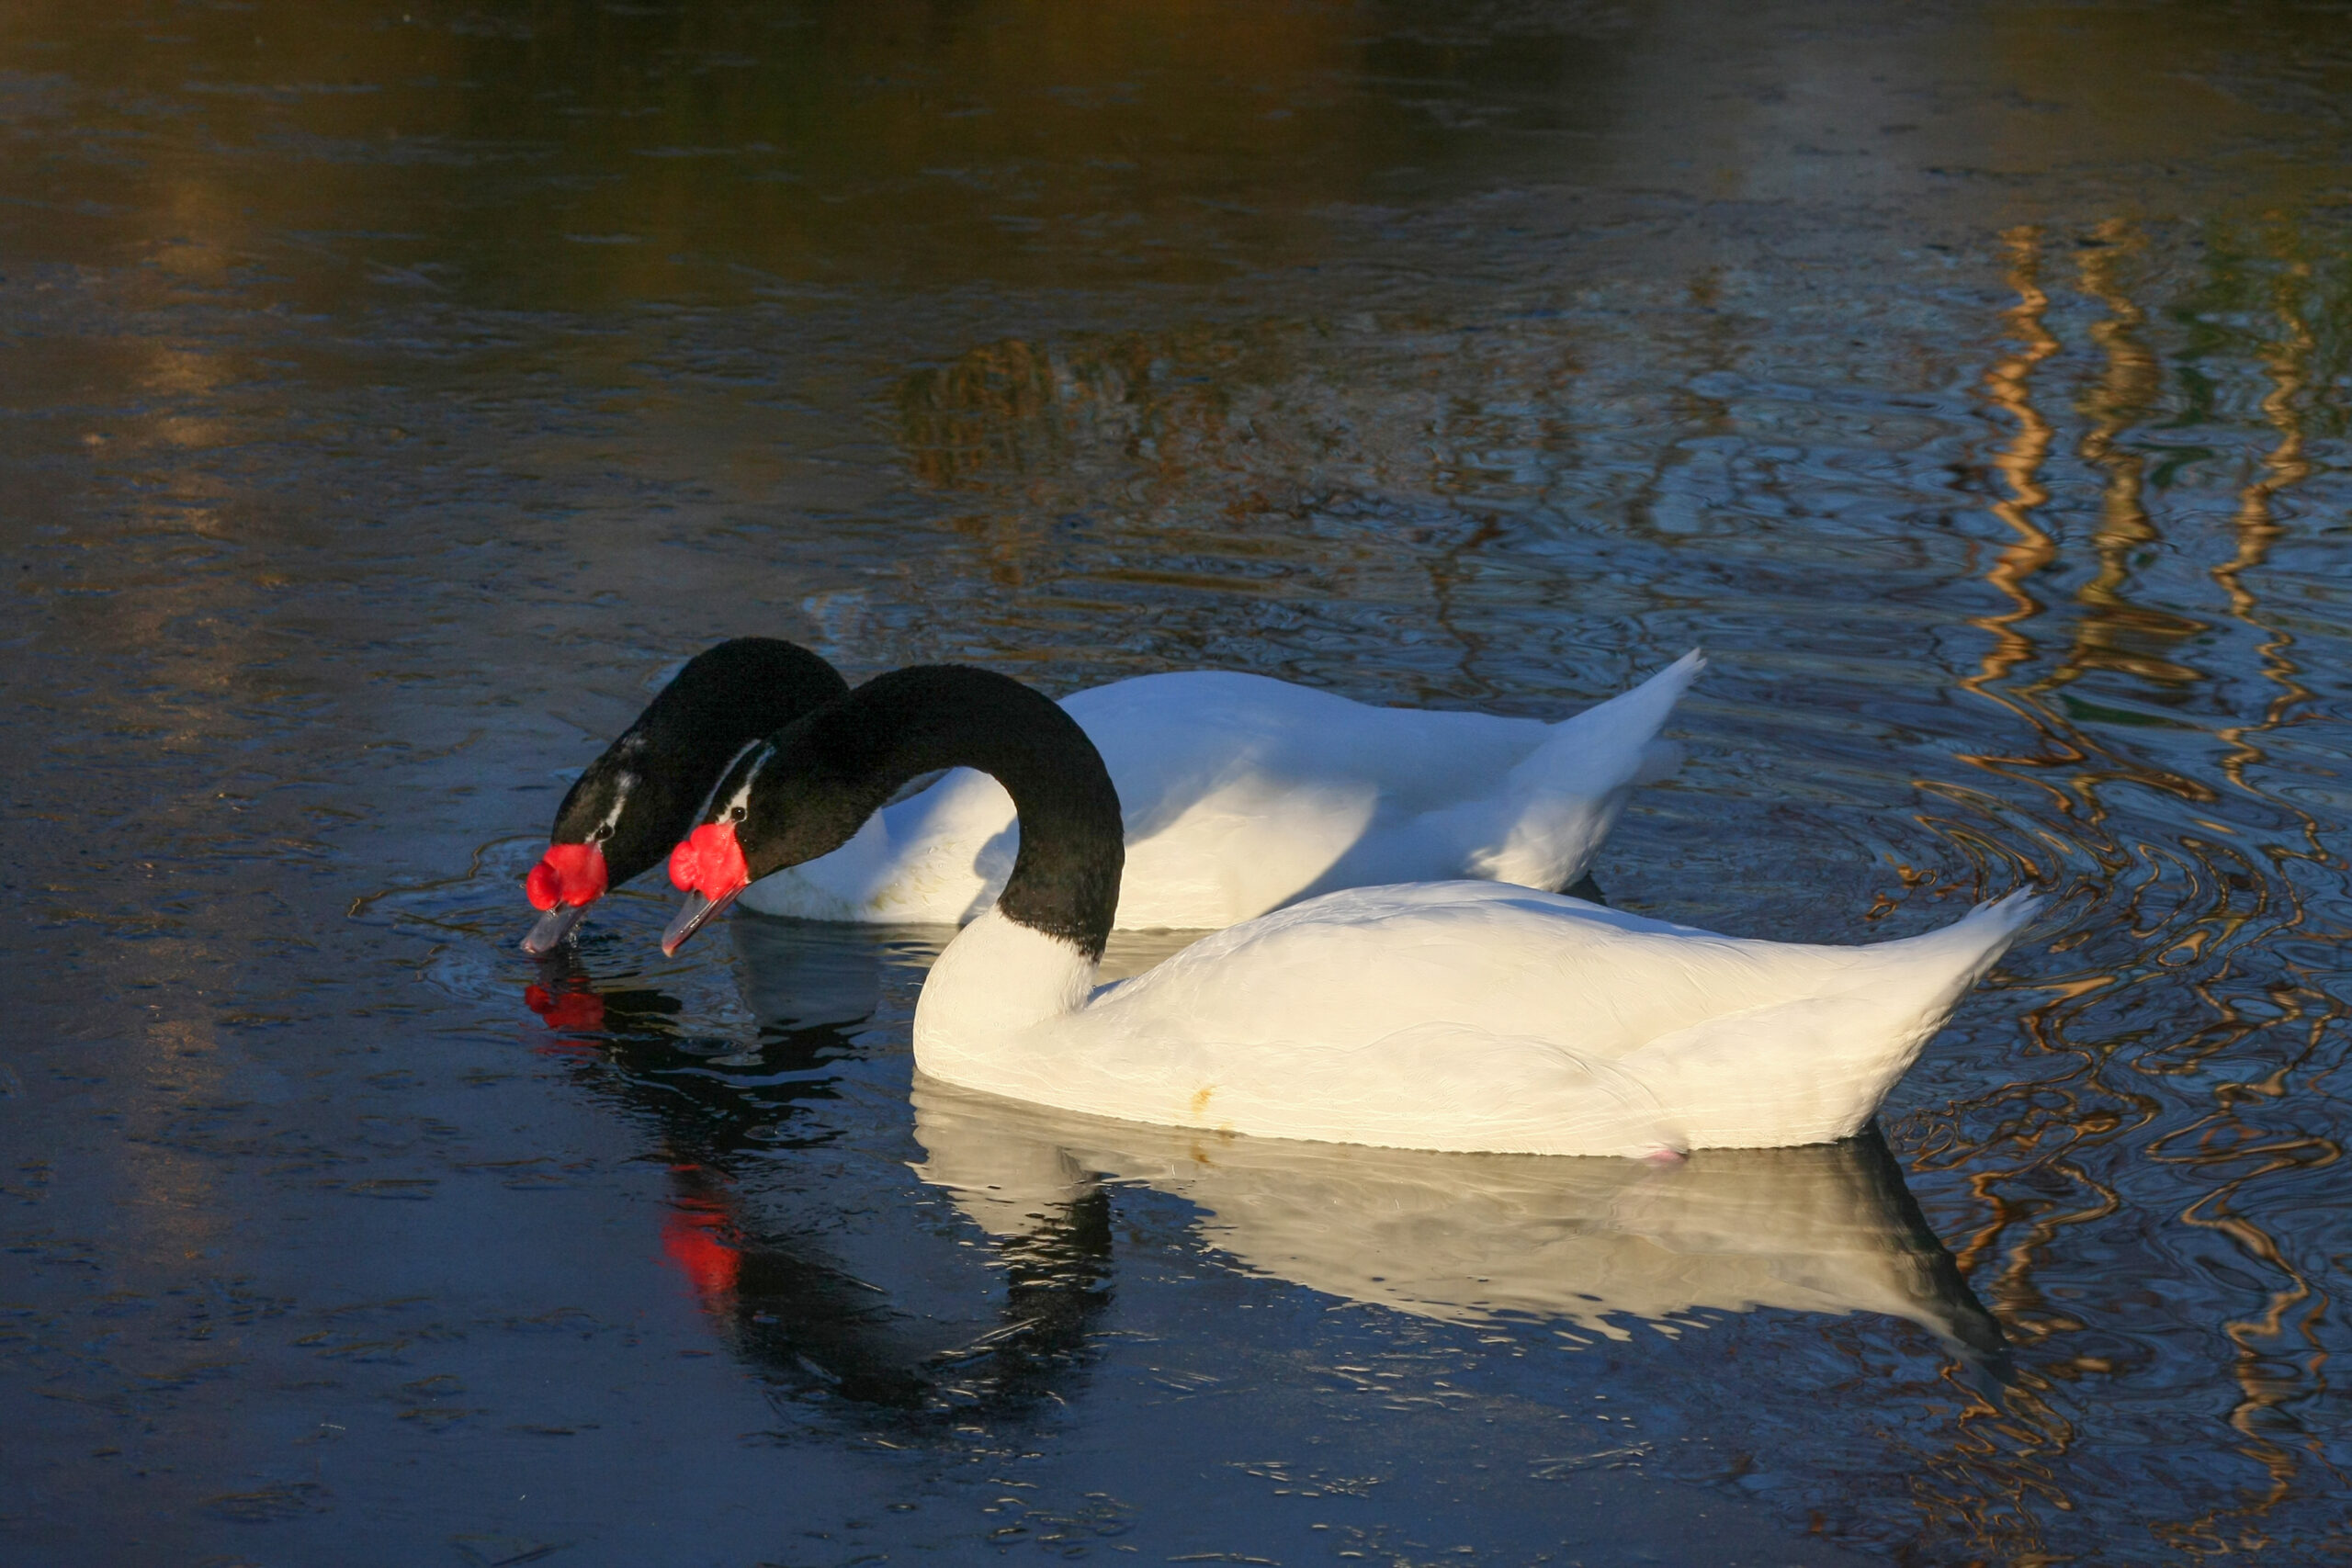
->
1095;881;1865;1065
1066;671;1543;834
1162;1022;1684;1156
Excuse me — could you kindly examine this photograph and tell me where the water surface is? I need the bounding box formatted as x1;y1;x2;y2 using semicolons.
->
6;2;2352;1562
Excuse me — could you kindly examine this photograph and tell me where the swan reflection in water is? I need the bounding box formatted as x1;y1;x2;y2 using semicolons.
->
525;918;1116;1419
524;915;2004;1422
910;1075;2007;1360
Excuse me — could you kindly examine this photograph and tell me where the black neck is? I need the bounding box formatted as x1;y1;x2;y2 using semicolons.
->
751;666;1124;958
553;637;848;886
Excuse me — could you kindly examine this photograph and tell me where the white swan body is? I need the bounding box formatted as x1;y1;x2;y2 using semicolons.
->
670;663;2039;1160
739;652;1702;929
912;885;2041;1158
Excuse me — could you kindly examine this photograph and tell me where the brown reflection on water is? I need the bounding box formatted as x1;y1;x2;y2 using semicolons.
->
2153;1116;2340;1552
444;0;1393;294
1923;210;2352;1559
2064;220;2208;695
1963;226;2062;703
0;0;1528;306
2153;234;2346;1554
2212;241;2328;860
887;316;1612;698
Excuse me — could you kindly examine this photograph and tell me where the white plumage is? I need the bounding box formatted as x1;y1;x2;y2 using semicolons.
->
739;652;1702;929
680;658;2039;1160
911;884;2041;1157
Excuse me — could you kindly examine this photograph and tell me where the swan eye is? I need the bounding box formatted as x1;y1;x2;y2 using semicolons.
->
729;807;745;822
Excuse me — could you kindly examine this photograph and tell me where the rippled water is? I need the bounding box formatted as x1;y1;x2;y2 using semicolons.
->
7;2;2352;1562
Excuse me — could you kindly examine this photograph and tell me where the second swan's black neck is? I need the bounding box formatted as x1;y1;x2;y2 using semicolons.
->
740;666;1124;958
553;637;848;886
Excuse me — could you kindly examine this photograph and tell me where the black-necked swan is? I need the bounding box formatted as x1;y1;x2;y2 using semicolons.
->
660;666;2041;1158
520;638;851;954
525;637;1702;949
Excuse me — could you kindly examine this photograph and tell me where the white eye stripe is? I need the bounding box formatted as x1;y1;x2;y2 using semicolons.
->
718;745;774;822
690;739;768;826
592;773;636;840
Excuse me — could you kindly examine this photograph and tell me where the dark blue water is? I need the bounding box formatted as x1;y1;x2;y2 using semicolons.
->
6;2;2351;1562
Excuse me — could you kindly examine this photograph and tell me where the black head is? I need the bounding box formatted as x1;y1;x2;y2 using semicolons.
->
522;638;848;953
663;666;1124;958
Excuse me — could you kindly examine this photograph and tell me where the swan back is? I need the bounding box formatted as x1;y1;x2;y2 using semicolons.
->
741;659;1702;928
1064;671;1544;829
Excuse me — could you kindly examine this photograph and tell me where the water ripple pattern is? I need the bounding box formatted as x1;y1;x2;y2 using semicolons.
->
3;2;2350;1563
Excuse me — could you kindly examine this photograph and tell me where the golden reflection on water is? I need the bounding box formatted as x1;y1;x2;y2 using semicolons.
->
2153;248;2340;1542
1966;225;2062;697
2066;220;2207;695
1920;209;2350;1560
2213;239;2328;866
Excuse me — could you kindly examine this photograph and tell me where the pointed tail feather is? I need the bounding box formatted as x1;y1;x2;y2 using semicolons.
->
1510;649;1704;796
1454;649;1705;891
1821;889;2044;1050
1883;889;2044;994
1619;889;2043;1150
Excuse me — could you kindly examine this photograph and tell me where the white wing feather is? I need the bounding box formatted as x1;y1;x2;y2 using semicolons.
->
741;658;1699;928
